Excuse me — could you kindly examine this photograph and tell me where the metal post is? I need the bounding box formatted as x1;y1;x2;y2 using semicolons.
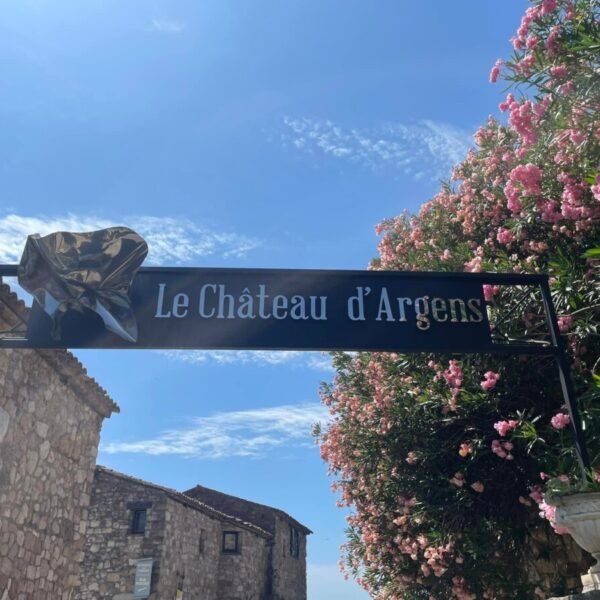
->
540;278;590;480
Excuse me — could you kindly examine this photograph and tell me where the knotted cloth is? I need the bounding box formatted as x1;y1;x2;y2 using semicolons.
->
17;227;148;343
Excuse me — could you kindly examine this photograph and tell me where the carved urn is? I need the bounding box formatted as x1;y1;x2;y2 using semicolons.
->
554;492;600;593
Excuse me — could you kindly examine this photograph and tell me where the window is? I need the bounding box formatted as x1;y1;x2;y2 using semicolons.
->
222;531;240;553
131;509;147;534
289;525;300;558
127;502;152;535
198;528;205;555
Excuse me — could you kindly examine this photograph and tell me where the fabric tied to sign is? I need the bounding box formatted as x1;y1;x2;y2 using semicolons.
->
17;227;148;343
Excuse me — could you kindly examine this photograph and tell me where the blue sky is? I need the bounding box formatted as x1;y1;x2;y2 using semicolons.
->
0;1;528;597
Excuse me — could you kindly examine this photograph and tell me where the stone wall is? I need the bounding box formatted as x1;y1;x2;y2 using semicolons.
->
271;516;307;600
185;485;310;600
216;524;270;600
74;469;169;600
158;494;221;599
526;523;593;596
0;283;118;600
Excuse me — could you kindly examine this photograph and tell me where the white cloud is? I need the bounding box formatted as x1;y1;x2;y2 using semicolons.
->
0;214;260;265
102;403;329;459
308;564;370;600
281;117;473;182
159;350;333;371
151;18;187;34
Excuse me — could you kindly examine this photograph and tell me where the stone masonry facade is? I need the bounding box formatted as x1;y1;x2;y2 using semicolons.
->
185;485;310;600
76;467;309;600
0;282;119;600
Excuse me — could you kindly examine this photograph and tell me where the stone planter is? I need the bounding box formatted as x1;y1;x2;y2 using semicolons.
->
554;492;600;593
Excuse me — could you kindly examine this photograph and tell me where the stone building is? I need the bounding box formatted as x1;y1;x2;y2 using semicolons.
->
185;485;311;600
76;467;310;600
0;281;119;600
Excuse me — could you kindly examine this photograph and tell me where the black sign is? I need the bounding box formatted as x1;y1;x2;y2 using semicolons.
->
16;267;504;353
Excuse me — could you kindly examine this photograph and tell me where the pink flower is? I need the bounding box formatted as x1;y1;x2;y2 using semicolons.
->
529;485;543;504
483;284;500;302
508;102;539;145
458;443;472;457
491;439;514;460
569;129;586;145
496;227;515;245
481;371;500;391
504;181;523;214
541;0;557;14
510;163;543;195
470;481;484;493
550;65;568;79
551;413;571;430
499;93;515;113
489;59;503;83
539;501;570;535
493;420;518;436
525;35;539;50
557;315;573;332
545;25;561;54
442;360;463;390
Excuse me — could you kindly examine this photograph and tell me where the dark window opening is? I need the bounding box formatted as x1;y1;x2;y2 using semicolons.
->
198;529;205;555
289;525;300;558
222;531;239;553
131;509;147;534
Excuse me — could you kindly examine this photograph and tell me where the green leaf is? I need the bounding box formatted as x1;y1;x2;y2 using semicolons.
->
584;248;600;258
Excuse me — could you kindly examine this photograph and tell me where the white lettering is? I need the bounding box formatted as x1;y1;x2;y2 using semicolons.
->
198;284;217;318
376;288;395;322
272;295;288;319
347;287;370;321
154;283;172;318
172;293;189;318
289;295;308;320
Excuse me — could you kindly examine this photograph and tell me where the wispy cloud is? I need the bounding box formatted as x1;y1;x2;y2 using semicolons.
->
0;214;260;265
102;403;328;459
151;18;187;34
281;117;472;182
159;350;333;371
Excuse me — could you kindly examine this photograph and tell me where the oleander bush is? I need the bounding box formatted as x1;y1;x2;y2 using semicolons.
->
318;1;600;597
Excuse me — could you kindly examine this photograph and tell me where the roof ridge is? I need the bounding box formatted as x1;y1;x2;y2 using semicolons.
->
185;483;312;534
95;466;272;538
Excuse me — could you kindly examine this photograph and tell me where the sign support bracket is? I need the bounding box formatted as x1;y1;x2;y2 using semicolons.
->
540;279;591;479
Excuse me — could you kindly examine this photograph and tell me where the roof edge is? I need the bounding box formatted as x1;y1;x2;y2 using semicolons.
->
184;483;312;535
0;280;119;418
95;466;272;539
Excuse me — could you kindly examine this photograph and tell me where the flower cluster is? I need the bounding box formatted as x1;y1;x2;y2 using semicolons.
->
320;1;600;598
491;439;515;460
551;412;571;430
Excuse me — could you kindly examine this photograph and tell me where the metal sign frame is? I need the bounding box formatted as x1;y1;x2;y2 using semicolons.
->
0;264;590;475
